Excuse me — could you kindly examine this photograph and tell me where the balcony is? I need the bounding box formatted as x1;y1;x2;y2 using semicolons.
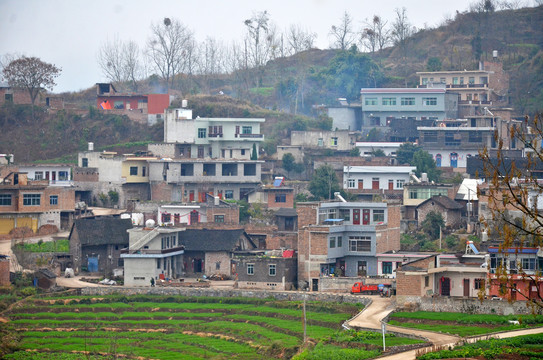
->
235;133;264;139
208;133;223;138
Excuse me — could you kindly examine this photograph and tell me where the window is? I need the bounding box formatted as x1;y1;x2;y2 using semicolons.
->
425;276;429;287
318;138;323;146
337;236;342;248
349;236;372;252
34;171;43;180
329;237;336;248
49;195;58;205
401;97;415;105
423;97;437;106
382;97;396;105
452;77;458;84
157;259;161;269
269;264;276;276
198;128;206;138
214;215;225;223
396;179;405;189
0;194;11;206
216;262;221;270
439;77;446;83
247;263;254;275
58;171;69;180
330;137;338;146
522;258;536;271
23;194;40;206
339;209;350;222
4;94;13;102
130;166;138;176
365;97;377;105
275;194;286;203
460;77;464;85
241;149;245;156
421;78;428;85
373;209;385;222
142;166;146;177
474;278;485;289
469;77;475;84
114;101;124;109
225;190;234;199
348;179;356;188
382;262;392;274
242;126;252;134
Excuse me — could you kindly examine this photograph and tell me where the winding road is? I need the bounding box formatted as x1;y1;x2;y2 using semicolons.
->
347;295;543;360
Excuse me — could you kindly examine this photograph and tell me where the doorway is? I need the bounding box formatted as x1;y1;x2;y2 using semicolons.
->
312;279;319;291
441;277;451;296
88;256;98;272
463;279;470;297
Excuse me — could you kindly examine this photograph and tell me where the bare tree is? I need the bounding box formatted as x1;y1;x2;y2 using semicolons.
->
329;11;356;50
2;56;61;108
496;0;525;9
196;37;226;93
285;24;317;55
360;15;390;53
244;10;272;68
146;17;194;91
97;37;144;92
391;7;415;57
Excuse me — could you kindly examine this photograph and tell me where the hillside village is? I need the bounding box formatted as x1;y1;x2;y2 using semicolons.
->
1;2;543;359
1;52;541;305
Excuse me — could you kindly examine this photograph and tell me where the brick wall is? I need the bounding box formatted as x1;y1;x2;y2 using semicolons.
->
298;225;329;285
266;232;298;250
0;259;10;286
296;202;318;228
205;206;239;224
150;182;173;202
396;256;435;296
74;168;99;182
417;202;462;227
205;252;231;275
375;204;401;253
0;88;34;106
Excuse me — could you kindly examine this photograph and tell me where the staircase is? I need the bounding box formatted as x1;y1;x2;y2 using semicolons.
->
129;227;160;251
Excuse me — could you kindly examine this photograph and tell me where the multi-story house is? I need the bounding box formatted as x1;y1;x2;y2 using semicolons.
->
17;165;73;186
417;60;509;117
297;199;401;291
417;116;522;169
0;172;75;234
343;165;415;198
147;158;262;202
360;87;459;129
355;142;404;158
402;182;456;231
76;150;155;208
159;108;264;160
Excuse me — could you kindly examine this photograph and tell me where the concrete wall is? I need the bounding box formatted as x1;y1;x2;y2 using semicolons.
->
328;107;357;131
291;130;354;151
81;287;372;306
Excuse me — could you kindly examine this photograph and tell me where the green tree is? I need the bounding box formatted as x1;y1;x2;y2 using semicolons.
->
426;57;442;71
316;46;383;102
251;143;258;160
412;149;440;182
309;165;342;200
372;149;386;157
421;211;444;240
349;147;360;157
282;153;296;176
366;127;383;141
396;142;422;165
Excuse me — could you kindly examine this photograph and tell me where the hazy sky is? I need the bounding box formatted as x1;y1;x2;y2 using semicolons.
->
0;0;525;93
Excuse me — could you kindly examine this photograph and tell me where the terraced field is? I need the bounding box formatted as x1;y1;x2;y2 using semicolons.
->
3;294;363;360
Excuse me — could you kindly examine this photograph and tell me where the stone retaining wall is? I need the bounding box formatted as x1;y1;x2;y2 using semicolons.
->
397;295;538;315
81;287;372;305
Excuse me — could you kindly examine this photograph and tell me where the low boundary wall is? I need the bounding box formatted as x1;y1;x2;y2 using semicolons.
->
397;295;540;315
81;287;372;306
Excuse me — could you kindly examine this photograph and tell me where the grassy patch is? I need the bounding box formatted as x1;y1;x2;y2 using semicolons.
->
13;239;69;253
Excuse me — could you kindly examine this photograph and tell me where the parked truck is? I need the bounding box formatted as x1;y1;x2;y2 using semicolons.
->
351;282;393;296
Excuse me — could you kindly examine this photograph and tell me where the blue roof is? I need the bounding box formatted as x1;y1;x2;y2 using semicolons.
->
488;247;538;254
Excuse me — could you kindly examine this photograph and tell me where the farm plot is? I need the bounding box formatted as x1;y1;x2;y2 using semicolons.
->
389;311;543;337
4;294;362;360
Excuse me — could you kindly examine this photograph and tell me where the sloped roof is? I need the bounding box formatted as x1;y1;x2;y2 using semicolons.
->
71;217;132;245
179;229;256;252
275;208;298;217
418;195;463;210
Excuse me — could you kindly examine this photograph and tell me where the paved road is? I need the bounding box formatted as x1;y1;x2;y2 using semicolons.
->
347;296;543;360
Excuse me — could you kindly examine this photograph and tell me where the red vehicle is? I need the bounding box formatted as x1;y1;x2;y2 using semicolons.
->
351;282;380;295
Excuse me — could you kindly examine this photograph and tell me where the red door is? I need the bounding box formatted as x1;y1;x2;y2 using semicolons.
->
189;191;195;202
388;180;394;190
358;179;363;189
353;209;360;225
363;209;370;225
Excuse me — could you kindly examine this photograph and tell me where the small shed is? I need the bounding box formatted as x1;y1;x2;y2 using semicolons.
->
417;195;464;228
36;268;57;290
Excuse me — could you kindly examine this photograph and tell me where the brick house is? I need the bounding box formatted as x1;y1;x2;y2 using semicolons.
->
178;229;257;278
0;172;75;235
0;81;34;106
417;195;463;228
296;200;401;291
0;255;9;286
247;181;295;209
69;217;132;275
96;83;171;125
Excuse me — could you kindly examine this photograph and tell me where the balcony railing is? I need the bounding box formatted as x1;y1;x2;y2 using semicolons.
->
235;133;263;138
